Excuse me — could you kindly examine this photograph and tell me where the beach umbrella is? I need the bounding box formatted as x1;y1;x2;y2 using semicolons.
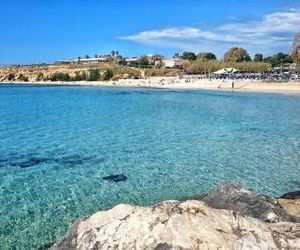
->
214;68;238;75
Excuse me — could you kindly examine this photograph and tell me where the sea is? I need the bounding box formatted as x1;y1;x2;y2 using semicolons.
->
0;84;299;249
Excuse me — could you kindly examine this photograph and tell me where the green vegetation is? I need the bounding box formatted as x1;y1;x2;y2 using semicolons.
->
181;52;197;61
50;72;70;81
139;56;150;67
36;72;44;81
263;53;293;67
8;73;15;81
88;69;100;81
73;71;87;81
186;60;271;74
17;74;29;82
197;52;217;61
145;68;174;77
253;54;263;62
2;45;298;82
102;69;114;81
224;47;251;62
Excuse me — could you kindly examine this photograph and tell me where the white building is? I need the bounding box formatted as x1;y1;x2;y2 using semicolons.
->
125;57;141;63
56;57;110;65
162;59;188;68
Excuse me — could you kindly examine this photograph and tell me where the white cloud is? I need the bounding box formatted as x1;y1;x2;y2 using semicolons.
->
119;9;300;56
121;27;240;43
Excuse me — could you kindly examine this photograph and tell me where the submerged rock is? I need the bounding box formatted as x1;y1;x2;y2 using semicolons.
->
103;174;127;182
280;191;300;199
51;184;300;250
12;157;48;168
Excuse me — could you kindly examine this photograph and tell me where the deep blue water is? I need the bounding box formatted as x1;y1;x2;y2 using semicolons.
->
0;84;300;249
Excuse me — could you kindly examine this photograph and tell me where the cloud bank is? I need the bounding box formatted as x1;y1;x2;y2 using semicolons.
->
119;9;300;56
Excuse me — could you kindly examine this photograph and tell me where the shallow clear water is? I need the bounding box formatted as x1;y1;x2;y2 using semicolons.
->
0;84;300;249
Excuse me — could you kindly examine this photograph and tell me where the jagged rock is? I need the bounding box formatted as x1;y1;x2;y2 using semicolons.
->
183;183;300;223
51;199;300;250
51;184;300;250
278;199;300;218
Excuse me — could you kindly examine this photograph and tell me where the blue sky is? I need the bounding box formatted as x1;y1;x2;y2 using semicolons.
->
0;0;299;64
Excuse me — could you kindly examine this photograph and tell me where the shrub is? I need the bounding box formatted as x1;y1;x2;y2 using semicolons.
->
18;74;29;82
36;72;44;81
88;69;100;81
50;72;70;81
73;71;87;81
145;68;173;77
8;73;15;81
102;69;114;81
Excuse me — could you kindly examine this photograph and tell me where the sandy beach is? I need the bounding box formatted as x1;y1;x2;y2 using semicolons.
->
5;77;300;95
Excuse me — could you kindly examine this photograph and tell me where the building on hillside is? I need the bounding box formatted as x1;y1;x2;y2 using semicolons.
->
56;56;111;65
162;58;188;68
125;57;141;63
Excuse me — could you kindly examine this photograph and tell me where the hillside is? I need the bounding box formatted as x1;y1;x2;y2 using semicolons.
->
0;63;143;82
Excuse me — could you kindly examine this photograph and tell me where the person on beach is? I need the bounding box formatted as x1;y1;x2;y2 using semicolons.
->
232;81;235;89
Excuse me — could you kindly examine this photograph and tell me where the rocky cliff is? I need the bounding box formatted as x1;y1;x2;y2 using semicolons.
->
51;184;300;250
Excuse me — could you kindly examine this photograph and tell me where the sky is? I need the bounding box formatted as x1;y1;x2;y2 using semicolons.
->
0;0;299;64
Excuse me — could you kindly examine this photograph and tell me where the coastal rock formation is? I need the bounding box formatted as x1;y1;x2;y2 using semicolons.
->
278;199;300;218
51;184;300;250
183;183;300;223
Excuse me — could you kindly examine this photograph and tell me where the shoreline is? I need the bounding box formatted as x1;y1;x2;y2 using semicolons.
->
2;78;300;95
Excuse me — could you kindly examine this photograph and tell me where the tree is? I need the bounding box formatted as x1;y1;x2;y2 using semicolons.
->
151;54;164;61
181;51;197;61
94;54;98;58
111;50;116;57
263;53;292;67
224;47;251;62
253;54;263;62
139;56;150;67
84;55;90;59
173;53;180;58
197;52;217;61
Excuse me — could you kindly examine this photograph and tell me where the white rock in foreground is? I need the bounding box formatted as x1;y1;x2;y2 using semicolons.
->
51;200;300;250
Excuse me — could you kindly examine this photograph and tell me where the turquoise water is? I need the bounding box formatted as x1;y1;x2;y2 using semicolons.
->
0;84;300;249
